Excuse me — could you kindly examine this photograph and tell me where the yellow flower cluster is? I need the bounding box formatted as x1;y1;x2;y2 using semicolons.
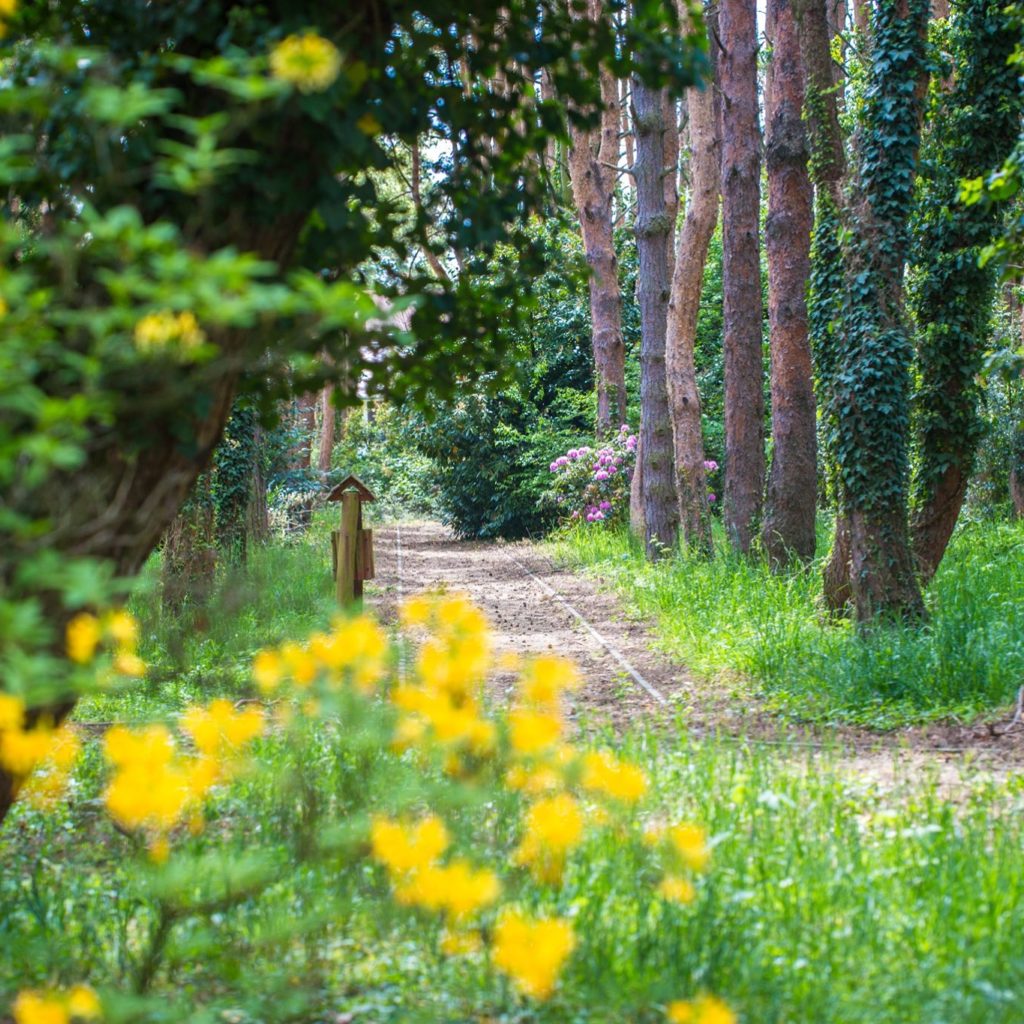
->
0;694;80;806
370;814;500;927
492;910;576;999
251;613;388;697
269;32;342;93
513;792;584;883
133;310;205;356
13;986;100;1024
392;594;495;758
66;609;145;677
103;701;263;859
666;994;736;1024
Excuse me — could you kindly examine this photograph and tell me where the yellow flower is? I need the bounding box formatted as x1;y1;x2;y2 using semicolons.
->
12;992;68;1024
252;649;283;693
270;32;342;93
103;609;138;647
0;725;54;776
518;655;580;708
66;987;101;1019
508;709;562;756
113;652;146;678
669;823;710;872
658;875;696;905
66;613;101;664
280;641;317;687
133;310;205;355
399;593;433;627
394;859;500;921
581;749;649;803
514;793;584;884
370;814;449;875
504;763;562;795
179;699;264;756
0;692;25;732
666;995;736;1024
492;911;575;1000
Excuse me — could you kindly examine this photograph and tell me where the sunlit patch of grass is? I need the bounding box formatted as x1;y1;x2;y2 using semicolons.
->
550;520;1024;727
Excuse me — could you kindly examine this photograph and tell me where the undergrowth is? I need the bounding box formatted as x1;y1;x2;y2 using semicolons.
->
550;520;1024;727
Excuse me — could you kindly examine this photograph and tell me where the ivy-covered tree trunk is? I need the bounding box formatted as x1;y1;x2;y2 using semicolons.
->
762;0;817;564
720;0;765;554
666;3;719;553
908;0;1022;582
835;0;930;622
632;77;679;558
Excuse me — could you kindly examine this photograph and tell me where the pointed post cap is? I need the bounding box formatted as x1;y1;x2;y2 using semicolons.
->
327;474;376;502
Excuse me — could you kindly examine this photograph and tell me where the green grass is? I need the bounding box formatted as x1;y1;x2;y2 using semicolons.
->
4;527;1024;1022
550;519;1024;727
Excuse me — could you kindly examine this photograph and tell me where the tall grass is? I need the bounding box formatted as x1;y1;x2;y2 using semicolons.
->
551;520;1024;726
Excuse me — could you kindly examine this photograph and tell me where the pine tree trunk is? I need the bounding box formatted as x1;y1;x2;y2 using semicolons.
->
247;424;270;546
666;5;720;553
720;0;766;554
632;77;679;558
567;2;628;436
318;385;336;474
762;0;817;564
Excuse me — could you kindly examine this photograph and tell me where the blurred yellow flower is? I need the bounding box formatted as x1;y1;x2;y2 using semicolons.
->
666;994;736;1024
492;911;575;1000
13;991;69;1024
270;32;342;93
0;692;25;732
394;859;500;921
180;699;264;756
439;928;483;956
113;652;146;678
658;875;696;905
518;655;580;708
252;649;283;693
370;814;449;875
669;823;710;872
0;725;54;776
66;987;101;1019
508;709;562;755
581;749;648;803
66;613;101;664
134;309;205;354
103;609;138;647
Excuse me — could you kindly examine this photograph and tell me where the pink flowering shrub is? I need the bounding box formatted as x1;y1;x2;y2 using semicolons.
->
548;425;636;525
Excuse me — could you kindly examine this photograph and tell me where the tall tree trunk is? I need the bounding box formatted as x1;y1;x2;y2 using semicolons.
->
823;0;930;622
762;0;817;563
720;0;765;554
567;0;628;436
318;385;336;474
161;474;217;612
632;77;679;558
908;0;1020;581
666;5;720;553
247;424;270;546
292;394;317;469
794;0;850;610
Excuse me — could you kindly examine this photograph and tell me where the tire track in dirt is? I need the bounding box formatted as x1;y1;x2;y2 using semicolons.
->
367;521;1024;791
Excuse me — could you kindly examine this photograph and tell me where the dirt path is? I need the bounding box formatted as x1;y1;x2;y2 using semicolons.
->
367;522;1024;788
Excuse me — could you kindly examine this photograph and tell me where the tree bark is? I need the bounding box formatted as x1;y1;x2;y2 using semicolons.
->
666;6;720;553
318;385;336;474
568;0;628;436
632;77;679;558
720;0;765;554
762;0;817;564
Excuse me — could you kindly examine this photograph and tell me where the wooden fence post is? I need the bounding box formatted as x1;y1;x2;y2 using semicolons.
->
327;474;376;609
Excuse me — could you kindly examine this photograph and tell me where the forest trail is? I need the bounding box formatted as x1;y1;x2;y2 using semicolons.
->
369;522;1024;792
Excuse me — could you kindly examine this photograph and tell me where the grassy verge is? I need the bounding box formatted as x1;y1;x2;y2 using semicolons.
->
4;528;1023;1022
549;520;1024;727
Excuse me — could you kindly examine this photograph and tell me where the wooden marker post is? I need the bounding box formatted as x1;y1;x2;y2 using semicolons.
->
326;475;376;607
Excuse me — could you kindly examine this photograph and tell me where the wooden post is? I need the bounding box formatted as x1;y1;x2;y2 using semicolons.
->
337;490;361;607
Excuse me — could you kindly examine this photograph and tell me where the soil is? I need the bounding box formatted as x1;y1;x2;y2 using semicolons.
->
367;521;1024;793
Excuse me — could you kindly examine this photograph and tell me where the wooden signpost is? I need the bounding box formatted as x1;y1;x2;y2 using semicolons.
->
327;475;376;607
